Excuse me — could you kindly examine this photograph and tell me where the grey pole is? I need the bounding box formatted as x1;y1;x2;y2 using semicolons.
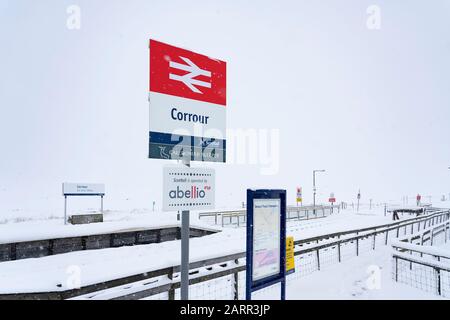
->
356;189;361;212
101;195;104;215
64;195;67;225
313;172;316;209
313;170;325;216
181;157;190;300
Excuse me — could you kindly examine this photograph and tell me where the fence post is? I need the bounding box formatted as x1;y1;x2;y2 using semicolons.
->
385;230;389;245
337;242;341;263
373;234;376;250
168;267;175;300
394;256;398;282
356;238;359;256
420;235;425;258
446;224;448;243
436;268;441;296
233;259;239;300
409;239;413;270
396;227;400;238
316;249;320;271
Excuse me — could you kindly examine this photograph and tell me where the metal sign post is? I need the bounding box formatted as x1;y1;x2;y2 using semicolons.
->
246;189;286;300
357;189;361;212
162;163;216;300
64;195;67;225
149;39;226;301
180;157;190;300
296;187;302;207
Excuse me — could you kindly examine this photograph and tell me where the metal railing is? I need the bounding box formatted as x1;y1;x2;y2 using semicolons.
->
391;219;450;297
1;209;449;300
199;205;341;227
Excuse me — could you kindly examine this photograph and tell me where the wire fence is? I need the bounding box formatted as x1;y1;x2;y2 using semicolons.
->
162;210;450;300
392;257;450;297
391;220;450;298
2;209;449;300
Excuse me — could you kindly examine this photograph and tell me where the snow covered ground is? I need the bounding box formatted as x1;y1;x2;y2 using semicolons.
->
0;210;218;244
255;246;443;300
0;206;437;297
0;205;397;245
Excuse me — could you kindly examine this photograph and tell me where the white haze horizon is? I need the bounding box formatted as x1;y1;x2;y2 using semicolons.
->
1;0;450;217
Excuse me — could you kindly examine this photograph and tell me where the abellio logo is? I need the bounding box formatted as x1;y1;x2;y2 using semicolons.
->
163;167;215;211
169;186;208;199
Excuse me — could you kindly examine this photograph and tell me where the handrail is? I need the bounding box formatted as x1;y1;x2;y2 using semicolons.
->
393;252;450;272
295;209;449;246
1;209;448;300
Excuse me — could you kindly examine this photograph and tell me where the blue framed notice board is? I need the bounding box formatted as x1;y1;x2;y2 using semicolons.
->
246;189;287;300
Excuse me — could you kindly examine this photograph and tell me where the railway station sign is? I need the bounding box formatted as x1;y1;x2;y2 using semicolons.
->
62;183;105;196
162;166;215;211
148;39;227;163
62;183;105;225
329;192;336;203
296;187;302;203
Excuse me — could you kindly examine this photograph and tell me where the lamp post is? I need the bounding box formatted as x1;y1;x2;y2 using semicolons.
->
357;189;361;212
313;169;326;215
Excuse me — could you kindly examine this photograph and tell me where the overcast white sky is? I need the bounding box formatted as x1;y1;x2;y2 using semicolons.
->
1;0;450;215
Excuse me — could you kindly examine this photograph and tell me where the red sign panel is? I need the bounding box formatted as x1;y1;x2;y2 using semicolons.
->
329;198;336;203
149;39;226;106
